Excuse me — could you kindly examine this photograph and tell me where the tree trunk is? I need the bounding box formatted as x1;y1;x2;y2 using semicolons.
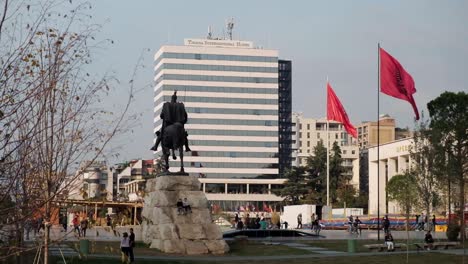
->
44;223;49;264
448;175;451;225
459;175;465;241
406;208;410;264
44;194;50;264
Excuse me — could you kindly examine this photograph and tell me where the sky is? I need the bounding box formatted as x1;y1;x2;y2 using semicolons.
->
84;0;468;163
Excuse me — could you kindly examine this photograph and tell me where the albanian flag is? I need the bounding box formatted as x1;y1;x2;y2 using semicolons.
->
380;47;419;120
327;82;357;138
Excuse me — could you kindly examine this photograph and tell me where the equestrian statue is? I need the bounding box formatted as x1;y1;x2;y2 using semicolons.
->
150;91;191;175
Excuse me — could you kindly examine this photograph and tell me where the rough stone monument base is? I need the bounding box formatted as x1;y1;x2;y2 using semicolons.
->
141;175;229;255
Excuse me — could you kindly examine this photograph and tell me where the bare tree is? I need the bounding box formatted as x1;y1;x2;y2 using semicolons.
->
0;1;140;263
410;115;440;230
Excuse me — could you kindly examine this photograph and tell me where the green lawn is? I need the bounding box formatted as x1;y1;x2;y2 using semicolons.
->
65;240;311;257
54;253;465;264
226;241;311;256
302;239;468;253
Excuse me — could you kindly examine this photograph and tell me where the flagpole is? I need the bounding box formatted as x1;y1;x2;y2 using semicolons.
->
327;120;330;208
377;43;381;241
326;77;330;209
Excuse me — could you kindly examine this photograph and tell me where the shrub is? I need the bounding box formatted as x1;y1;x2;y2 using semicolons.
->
446;223;460;241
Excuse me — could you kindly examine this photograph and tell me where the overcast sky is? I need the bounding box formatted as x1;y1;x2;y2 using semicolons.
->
86;0;468;162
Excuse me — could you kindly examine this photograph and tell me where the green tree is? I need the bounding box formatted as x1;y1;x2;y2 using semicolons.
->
387;172;419;261
305;140;327;204
329;142;344;204
272;166;308;205
427;91;467;240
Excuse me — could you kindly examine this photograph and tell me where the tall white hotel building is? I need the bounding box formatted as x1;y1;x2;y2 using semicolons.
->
153;37;292;204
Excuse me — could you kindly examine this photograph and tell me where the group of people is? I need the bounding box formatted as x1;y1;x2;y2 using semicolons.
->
347;215;362;235
414;214;437;231
234;213;282;230
176;198;192;215
72;213;89;237
120;228;136;263
311;213;321;235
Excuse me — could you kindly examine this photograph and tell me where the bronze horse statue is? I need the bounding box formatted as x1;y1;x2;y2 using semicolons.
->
151;91;190;175
159;122;186;174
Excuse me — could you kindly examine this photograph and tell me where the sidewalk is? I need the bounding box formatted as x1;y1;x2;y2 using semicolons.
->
86;249;443;262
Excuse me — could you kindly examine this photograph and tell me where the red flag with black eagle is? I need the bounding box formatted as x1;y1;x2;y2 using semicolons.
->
380;47;420;120
327;82;358;138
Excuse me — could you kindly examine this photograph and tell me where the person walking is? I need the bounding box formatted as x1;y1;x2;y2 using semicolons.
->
431;215;437;231
129;228;135;263
348;215;354;233
121;232;131;263
59;213;67;232
106;214;112;227
296;213;302;229
72;214;80;237
80;217;89;237
383;215;390;234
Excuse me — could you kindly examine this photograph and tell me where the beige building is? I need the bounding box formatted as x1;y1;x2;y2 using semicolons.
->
357;114;396;149
292;113;360;190
368;138;412;215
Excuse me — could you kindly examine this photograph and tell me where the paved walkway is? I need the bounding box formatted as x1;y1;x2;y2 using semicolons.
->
27;226;466;261
86;250;455;262
49;244;79;257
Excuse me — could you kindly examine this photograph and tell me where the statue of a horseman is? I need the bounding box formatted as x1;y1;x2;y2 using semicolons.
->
150;91;191;174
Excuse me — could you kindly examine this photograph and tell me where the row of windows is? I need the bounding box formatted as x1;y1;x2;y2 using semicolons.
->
155;52;278;66
155;118;278;128
189;173;278;179
168;161;278;169
185;151;276;158
206;201;283;212
156;95;278;106
188;129;278;137
204;184;284;194
159;85;278;94
205;183;270;194
189;119;277;126
155;74;278;85
155;63;278;76
186;107;278;116
189;140;278;147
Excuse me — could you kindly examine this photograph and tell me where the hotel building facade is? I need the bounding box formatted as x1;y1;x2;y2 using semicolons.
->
152;38;291;211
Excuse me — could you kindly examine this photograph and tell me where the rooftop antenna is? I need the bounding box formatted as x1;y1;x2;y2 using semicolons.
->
226;18;234;40
207;26;213;39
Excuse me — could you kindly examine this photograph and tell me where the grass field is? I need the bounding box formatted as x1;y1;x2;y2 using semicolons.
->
54;253;466;264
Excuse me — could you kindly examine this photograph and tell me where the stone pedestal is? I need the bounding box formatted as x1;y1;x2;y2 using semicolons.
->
141;175;229;255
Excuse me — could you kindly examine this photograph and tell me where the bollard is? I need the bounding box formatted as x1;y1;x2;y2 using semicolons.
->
79;239;89;255
347;239;356;253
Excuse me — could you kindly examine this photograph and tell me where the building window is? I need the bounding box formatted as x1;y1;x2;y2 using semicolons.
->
317;133;320;139
343;150;347;154
307;141;310;147
227;184;246;194
335;134;338;139
352;150;355;154
307;124;310;130
205;183;225;193
307;132;310;138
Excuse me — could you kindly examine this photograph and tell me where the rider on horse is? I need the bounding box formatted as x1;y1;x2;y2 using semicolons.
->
150;91;191;152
